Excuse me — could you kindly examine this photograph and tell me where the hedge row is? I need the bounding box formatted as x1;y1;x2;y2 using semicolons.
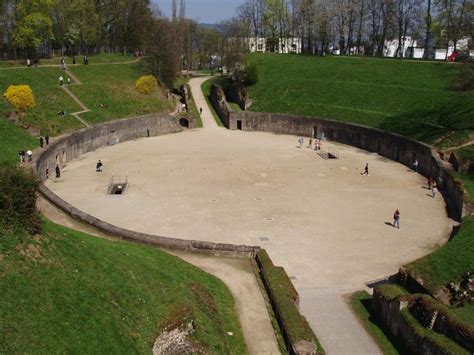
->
256;249;324;354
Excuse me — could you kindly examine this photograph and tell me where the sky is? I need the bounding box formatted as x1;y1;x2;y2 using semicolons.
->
154;0;243;24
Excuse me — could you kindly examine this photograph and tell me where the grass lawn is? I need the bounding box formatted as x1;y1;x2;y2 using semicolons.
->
0;219;246;354
0;119;38;165
69;62;172;125
246;54;473;147
349;291;400;355
201;76;227;126
0;67;83;135
405;216;474;300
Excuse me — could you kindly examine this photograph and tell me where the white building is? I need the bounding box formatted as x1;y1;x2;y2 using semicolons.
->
384;36;418;58
247;37;302;54
384;36;473;60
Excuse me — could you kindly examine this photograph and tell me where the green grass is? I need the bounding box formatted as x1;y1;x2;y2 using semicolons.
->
246;54;473;147
0;219;246;354
201;76;227;127
349;291;400;355
0;119;38;165
68;62;172;124
0;67;83;135
405;216;474;295
451;303;474;324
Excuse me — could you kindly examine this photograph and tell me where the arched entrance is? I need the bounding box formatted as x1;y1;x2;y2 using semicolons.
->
179;118;189;128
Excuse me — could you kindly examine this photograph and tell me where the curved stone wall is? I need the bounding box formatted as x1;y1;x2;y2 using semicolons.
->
34;114;260;257
229;111;465;222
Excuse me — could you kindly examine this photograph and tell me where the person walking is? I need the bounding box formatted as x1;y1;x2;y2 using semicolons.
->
45;135;49;145
413;159;419;173
26;58;31;67
432;183;437;198
362;163;369;176
26;150;33;162
96;160;103;172
67;77;71;85
60;57;66;69
46;168;49;179
199;107;203;114
19;150;25;163
393;209;400;229
59;75;64;86
308;138;313;148
39;136;44;148
55;165;61;178
298;136;304;148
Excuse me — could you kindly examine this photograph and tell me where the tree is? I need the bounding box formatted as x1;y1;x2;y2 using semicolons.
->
12;0;54;56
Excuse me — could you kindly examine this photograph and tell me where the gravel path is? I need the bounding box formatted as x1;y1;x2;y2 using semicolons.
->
188;76;220;129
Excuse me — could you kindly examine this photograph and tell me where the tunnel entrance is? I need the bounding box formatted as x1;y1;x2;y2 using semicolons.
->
179;118;189;128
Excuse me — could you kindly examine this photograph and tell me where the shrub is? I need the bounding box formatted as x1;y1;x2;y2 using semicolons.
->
244;64;259;86
3;85;35;112
135;75;158;94
0;166;40;234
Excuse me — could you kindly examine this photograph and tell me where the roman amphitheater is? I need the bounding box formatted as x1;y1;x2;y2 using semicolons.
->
35;77;461;354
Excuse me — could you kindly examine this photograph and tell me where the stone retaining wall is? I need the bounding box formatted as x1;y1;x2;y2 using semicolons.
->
229;111;465;222
372;287;473;353
34;114;260;257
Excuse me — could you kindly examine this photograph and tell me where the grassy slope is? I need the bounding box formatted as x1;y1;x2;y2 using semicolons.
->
0;67;83;135
0;119;37;165
405;216;474;295
69;62;172;125
0;219;246;354
247;54;473;146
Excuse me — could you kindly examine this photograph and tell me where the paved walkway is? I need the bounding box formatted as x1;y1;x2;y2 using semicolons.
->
188;76;220;129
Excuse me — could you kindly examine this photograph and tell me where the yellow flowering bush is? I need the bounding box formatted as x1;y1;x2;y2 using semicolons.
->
3;85;36;112
135;75;158;94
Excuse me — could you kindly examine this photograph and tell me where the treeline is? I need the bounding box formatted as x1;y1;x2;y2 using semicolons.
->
233;0;473;57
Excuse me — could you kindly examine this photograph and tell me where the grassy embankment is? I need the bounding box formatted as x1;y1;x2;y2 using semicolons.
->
246;53;473;148
0;219;246;353
69;60;172;125
0;54;172;164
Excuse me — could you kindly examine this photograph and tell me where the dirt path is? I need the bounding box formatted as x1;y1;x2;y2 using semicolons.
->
188;76;221;129
36;197;280;354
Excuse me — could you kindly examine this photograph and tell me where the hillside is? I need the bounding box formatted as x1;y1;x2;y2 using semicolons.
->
246;54;473;148
0;219;246;353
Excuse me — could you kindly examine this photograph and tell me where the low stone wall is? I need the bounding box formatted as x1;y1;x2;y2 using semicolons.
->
372;286;473;354
209;84;232;127
229;111;465;222
34;114;260;258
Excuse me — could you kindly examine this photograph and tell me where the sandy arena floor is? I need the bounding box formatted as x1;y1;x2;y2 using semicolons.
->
46;129;451;290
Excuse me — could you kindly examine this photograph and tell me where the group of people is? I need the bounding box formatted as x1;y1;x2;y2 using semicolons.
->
25;58;39;67
60;56;89;69
58;76;72;86
18;150;33;163
298;136;322;151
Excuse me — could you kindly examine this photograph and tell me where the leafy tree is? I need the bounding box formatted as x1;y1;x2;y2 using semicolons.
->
12;0;54;55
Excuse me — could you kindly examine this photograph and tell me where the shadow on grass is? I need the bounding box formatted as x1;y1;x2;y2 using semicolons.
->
379;97;474;146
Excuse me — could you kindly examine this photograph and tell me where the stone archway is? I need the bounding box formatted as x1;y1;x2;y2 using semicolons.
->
179;118;189;128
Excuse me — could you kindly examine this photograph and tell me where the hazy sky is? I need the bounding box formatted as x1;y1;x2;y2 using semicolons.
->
155;0;243;23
